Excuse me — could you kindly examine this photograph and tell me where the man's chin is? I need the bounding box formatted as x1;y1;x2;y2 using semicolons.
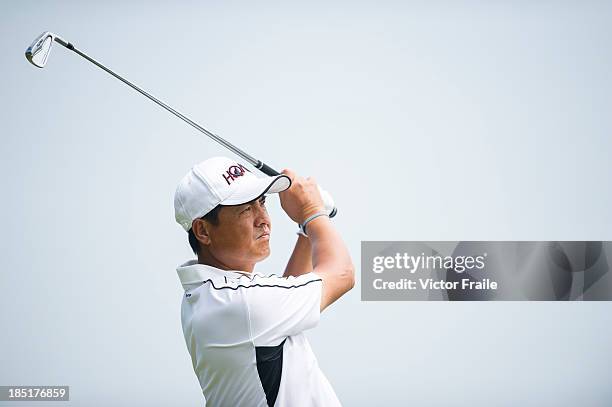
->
255;246;271;262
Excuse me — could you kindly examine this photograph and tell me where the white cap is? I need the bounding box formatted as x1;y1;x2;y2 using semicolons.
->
174;157;291;231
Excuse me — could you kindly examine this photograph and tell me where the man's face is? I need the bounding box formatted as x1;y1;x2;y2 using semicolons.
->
205;196;272;269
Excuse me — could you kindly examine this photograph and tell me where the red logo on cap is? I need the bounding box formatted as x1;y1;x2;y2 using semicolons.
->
222;164;250;185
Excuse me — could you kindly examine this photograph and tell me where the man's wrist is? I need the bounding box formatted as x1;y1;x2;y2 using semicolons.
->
298;212;330;237
298;206;326;225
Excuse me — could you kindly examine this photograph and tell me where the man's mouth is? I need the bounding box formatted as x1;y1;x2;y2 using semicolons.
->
257;232;270;240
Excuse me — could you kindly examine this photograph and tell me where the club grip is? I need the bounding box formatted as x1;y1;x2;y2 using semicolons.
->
257;161;280;176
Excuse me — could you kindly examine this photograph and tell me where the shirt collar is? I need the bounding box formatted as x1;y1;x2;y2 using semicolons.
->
176;260;255;290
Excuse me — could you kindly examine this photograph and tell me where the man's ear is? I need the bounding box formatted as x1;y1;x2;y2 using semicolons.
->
192;218;212;246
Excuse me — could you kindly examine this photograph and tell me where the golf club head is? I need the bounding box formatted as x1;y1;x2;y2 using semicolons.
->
25;31;67;68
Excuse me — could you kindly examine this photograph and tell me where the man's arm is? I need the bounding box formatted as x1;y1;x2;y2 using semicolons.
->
306;216;354;311
283;235;313;278
279;169;355;311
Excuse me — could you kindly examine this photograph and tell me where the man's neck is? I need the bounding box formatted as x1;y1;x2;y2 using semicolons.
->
197;251;254;273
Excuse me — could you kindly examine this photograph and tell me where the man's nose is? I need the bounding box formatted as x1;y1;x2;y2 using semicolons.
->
254;205;270;227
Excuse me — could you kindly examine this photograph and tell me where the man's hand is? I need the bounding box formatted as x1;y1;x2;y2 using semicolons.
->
279;169;326;224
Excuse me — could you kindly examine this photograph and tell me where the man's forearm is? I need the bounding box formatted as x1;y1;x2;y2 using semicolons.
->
282;234;313;278
307;216;355;311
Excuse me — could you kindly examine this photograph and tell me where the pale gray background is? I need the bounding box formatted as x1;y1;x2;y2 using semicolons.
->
2;1;611;406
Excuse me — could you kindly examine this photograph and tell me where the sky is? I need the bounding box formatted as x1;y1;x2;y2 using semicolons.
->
2;1;612;406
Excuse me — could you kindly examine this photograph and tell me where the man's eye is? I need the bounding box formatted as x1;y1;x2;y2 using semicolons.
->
242;206;252;213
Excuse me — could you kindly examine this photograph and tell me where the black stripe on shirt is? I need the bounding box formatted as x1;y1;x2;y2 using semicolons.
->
193;278;322;291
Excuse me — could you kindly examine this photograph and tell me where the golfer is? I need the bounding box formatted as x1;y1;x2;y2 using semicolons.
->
174;157;355;407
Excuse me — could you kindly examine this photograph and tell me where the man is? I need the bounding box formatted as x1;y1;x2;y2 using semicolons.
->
174;156;355;406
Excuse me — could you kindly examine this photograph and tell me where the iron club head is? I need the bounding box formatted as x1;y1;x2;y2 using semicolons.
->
25;31;69;68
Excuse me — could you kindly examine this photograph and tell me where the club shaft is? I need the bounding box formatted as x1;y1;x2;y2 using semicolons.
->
43;35;337;217
60;42;277;175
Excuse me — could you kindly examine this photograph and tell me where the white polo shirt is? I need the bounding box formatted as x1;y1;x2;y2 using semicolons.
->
177;260;342;407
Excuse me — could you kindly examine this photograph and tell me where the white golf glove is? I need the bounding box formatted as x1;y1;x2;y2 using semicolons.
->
318;186;336;217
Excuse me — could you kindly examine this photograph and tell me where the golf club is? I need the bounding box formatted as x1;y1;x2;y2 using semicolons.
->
25;31;337;217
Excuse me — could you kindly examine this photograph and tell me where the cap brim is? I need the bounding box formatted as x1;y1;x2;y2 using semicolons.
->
221;174;291;206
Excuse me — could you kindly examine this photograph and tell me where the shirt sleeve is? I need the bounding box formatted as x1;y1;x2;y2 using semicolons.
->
244;272;323;347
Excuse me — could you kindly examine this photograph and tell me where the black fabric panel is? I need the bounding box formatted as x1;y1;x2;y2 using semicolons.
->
256;338;286;407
